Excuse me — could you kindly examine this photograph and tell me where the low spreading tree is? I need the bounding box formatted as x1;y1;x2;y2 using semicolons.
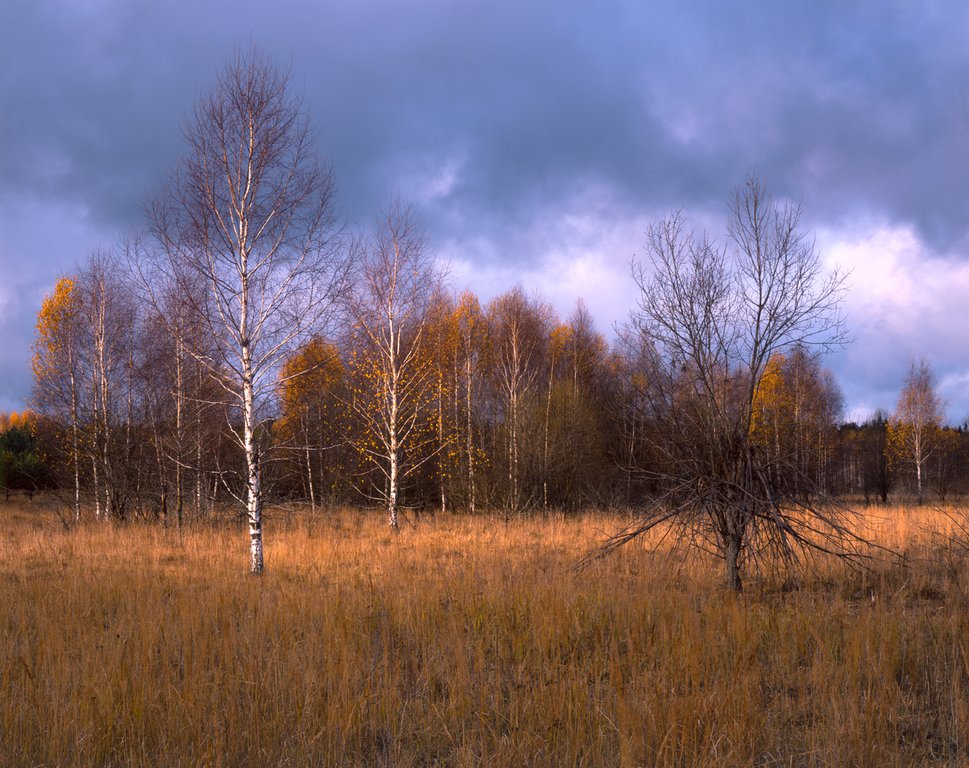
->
607;176;860;591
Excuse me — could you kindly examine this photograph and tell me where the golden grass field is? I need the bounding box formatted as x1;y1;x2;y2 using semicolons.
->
3;500;969;767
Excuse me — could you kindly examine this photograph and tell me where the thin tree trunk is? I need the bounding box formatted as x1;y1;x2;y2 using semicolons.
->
195;366;203;519
150;397;167;525
90;361;102;520
543;349;555;510
438;375;446;515
388;370;400;531
68;345;80;525
175;334;184;529
465;353;475;515
95;286;113;520
916;457;924;505
725;531;743;592
304;413;316;512
511;388;519;513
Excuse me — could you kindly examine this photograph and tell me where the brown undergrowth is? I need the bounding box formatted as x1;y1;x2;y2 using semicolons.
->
2;500;969;766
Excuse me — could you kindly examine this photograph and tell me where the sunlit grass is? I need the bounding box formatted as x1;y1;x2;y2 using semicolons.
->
2;500;969;766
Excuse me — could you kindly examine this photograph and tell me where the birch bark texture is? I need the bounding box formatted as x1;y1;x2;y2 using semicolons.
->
148;48;346;574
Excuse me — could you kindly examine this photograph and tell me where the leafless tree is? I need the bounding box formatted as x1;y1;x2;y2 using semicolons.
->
606;176;857;591
889;358;945;505
486;287;549;516
454;291;485;514
82;252;139;521
344;201;443;530
147;47;348;573
32;251;142;522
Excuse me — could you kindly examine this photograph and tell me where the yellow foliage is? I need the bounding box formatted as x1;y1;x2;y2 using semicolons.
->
750;353;787;442
276;337;343;442
32;276;80;383
0;410;36;432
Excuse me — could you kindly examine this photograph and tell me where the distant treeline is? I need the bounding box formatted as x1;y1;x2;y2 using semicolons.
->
11;261;962;518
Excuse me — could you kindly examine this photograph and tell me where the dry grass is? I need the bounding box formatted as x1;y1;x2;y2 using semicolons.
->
2;500;969;766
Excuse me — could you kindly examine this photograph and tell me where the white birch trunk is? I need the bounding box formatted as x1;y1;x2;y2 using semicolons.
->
388;331;400;530
915;429;924;505
243;363;264;573
543;348;555;510
68;345;81;525
175;334;184;528
195;366;204;519
241;251;264;572
438;376;446;515
95;286;113;519
465;353;475;515
304;412;316;512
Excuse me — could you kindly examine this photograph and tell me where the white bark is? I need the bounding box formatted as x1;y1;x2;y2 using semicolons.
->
465;352;475;515
304;416;316;512
68;345;81;525
438;375;446;515
243;338;264;573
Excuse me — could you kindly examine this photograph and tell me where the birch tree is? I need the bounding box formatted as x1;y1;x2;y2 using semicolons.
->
424;295;459;515
888;358;944;505
750;347;843;495
486;288;548;515
82;253;137;521
454;291;485;514
147;48;347;573
345;202;442;530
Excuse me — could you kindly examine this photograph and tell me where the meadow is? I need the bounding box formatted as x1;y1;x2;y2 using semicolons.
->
3;500;969;767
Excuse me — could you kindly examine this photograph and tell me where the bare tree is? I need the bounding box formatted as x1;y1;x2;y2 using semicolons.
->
82;252;139;521
888;358;945;505
147;47;348;573
454;291;485;514
608;176;855;591
345;202;443;530
486;288;548;515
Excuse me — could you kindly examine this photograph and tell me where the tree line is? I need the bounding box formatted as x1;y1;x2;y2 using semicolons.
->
13;48;965;587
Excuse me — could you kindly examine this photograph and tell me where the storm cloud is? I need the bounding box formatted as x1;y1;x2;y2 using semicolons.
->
3;0;969;417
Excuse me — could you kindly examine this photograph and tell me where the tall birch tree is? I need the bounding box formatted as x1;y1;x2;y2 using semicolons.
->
345;202;442;530
148;48;347;573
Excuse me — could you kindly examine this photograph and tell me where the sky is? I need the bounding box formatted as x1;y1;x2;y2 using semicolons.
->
3;0;969;422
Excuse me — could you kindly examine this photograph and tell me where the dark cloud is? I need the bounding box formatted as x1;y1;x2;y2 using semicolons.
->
3;0;969;414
